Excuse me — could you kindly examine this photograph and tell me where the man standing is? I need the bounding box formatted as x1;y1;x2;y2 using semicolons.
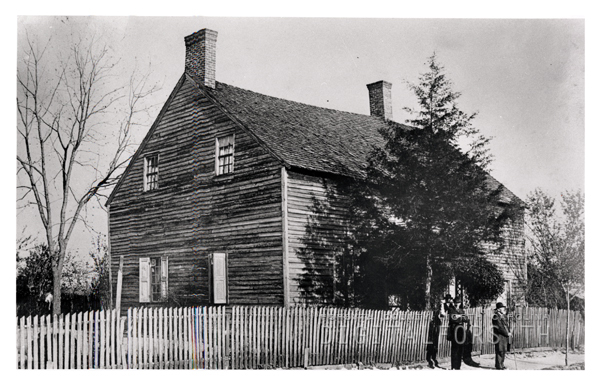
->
446;295;469;370
426;297;447;368
460;303;480;367
492;302;512;370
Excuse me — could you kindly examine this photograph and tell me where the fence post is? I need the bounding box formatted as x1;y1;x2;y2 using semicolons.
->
127;308;132;369
76;312;81;369
32;315;39;369
40;315;47;369
19;316;25;369
71;312;76;369
16;317;19;369
45;317;54;370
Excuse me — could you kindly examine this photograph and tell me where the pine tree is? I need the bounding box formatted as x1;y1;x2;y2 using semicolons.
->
350;54;510;309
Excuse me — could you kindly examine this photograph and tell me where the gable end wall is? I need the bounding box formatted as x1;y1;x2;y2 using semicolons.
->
109;77;284;310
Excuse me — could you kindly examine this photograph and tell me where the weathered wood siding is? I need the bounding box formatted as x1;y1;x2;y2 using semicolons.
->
284;170;527;306
285;170;350;304
481;209;527;305
109;75;284;310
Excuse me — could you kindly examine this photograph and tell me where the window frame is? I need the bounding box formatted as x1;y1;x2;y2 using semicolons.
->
139;256;168;303
144;153;160;191
215;134;235;176
149;257;162;302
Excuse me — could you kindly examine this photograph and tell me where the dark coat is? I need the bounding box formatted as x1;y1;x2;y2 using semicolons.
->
447;304;469;343
492;311;510;352
427;310;443;347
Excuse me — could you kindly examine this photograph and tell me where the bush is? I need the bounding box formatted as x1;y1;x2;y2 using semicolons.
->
16;243;104;317
454;256;505;307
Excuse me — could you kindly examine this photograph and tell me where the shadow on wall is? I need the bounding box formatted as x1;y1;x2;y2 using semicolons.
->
295;177;400;309
294;175;519;311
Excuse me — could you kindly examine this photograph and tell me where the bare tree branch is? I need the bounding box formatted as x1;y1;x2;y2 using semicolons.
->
17;25;159;314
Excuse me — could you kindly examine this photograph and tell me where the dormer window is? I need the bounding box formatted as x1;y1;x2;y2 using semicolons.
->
216;134;234;175
144;154;159;191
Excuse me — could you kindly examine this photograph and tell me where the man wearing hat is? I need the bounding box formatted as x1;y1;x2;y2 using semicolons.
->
445;294;469;370
492;302;512;370
426;296;447;368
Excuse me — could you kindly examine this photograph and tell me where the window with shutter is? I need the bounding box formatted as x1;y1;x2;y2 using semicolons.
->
139;257;150;303
212;253;228;304
140;256;168;303
161;256;169;301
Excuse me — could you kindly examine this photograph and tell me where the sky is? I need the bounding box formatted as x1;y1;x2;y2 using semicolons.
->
13;14;585;258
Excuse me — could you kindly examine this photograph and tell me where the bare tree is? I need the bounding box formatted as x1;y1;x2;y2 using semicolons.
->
526;189;584;365
17;26;158;314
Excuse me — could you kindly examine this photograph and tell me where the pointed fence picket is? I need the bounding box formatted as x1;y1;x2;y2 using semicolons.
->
16;305;584;369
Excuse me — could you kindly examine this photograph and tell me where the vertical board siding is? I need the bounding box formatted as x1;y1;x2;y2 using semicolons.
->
17;305;583;369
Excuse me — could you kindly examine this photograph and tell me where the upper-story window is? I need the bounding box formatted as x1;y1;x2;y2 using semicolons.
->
144;154;159;191
216;135;234;175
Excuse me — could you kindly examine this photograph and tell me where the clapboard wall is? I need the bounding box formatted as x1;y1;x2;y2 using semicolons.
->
481;210;527;305
108;74;526;311
283;170;527;306
285;170;350;304
109;74;285;310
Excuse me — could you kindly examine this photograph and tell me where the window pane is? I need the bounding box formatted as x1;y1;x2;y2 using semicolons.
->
145;155;159;190
216;135;234;175
150;257;161;302
220;135;231;146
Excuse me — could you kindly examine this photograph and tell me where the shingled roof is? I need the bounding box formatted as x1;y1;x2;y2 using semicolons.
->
195;76;524;208
204;78;412;177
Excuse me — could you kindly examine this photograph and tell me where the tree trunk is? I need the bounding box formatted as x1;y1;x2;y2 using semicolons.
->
424;255;433;310
52;251;64;315
565;294;570;366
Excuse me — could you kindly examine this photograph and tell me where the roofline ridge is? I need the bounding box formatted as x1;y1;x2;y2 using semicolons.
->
486;172;527;208
214;80;400;122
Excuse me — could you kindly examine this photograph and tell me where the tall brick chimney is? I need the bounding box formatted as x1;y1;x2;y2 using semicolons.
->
366;80;393;120
184;29;218;89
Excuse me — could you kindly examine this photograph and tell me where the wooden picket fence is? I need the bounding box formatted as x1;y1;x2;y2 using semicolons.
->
16;305;584;369
436;306;584;359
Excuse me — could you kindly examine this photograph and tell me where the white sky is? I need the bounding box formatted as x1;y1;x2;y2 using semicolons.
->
14;15;585;257
3;1;598;383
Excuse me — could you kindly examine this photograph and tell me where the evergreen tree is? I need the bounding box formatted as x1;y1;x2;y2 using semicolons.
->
348;54;511;309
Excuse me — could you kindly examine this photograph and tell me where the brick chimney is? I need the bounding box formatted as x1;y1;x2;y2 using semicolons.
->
366;80;393;120
184;29;218;89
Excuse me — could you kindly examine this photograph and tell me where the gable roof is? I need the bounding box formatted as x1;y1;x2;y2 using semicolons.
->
107;72;524;208
200;78;524;207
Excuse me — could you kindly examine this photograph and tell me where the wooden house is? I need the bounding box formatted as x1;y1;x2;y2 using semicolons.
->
107;28;526;310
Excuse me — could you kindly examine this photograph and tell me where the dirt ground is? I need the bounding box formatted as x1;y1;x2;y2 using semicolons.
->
429;349;585;370
308;348;584;370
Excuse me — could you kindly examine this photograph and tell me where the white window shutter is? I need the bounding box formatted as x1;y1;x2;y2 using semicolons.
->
161;256;169;301
139;257;150;303
213;253;228;304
